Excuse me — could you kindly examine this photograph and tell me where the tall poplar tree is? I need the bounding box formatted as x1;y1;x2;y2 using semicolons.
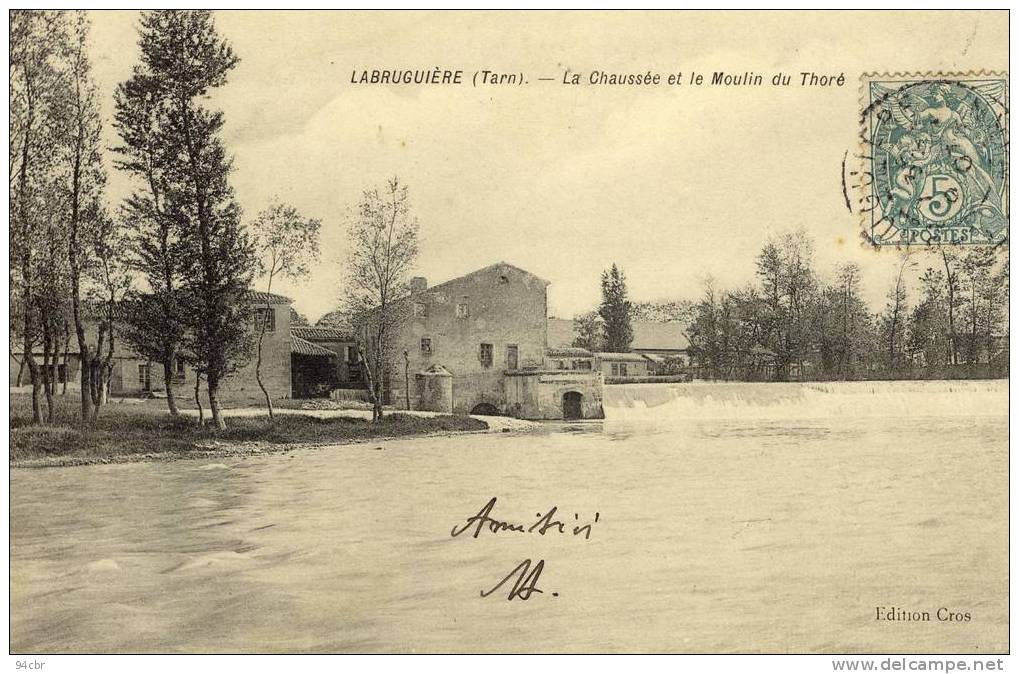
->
116;10;255;429
599;264;633;352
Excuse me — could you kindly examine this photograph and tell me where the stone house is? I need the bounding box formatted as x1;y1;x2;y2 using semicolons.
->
594;352;650;379
10;291;320;404
546;317;692;365
387;262;602;419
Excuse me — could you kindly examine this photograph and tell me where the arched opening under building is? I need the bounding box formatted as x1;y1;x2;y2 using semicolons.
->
470;402;500;416
562;391;584;420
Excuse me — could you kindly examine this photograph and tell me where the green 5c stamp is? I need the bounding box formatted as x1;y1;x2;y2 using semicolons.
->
860;73;1008;246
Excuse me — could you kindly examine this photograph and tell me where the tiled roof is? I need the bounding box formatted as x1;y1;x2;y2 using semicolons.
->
246;290;293;305
546;317;690;351
291;335;337;357
423;262;550;294
595;352;649;363
292;326;354;342
546;346;593;358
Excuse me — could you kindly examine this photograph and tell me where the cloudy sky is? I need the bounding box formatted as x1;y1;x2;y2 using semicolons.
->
86;10;1006;322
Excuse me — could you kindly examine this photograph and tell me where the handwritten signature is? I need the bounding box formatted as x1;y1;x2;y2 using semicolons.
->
450;497;600;540
481;559;552;601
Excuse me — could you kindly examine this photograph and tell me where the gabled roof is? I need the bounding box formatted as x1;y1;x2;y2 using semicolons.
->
546;317;690;351
247;290;293;305
424;262;550;295
291;335;337;357
292;325;354;342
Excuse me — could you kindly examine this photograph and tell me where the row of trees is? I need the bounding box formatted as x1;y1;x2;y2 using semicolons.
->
687;232;1008;381
11;10;321;429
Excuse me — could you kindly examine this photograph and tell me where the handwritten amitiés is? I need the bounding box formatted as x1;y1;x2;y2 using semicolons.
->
450;497;601;540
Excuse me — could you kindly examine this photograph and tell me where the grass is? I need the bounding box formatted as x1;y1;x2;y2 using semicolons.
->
10;394;487;465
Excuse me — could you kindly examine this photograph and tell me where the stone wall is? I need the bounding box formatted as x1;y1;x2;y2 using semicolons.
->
388;263;548;415
503;370;604;419
218;303;292;404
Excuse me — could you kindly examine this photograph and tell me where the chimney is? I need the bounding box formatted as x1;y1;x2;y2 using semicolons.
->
409;276;427;293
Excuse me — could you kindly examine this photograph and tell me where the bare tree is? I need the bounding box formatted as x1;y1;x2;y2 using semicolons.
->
251;201;321;419
55;10;112;424
878;251;913;371
343;178;419;422
10;10;66;424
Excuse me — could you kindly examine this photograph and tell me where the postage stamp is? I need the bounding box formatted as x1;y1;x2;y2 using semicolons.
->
859;73;1008;247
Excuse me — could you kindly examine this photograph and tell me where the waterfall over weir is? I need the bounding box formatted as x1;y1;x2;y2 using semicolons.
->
601;379;1009;422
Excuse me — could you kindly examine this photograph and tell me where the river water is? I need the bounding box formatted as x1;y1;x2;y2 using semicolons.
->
10;381;1008;653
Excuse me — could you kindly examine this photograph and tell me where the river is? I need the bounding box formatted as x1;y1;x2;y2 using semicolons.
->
10;380;1008;653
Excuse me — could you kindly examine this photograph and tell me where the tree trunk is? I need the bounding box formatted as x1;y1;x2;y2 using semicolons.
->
23;310;41;424
41;327;54;423
207;375;226;430
357;341;383;423
194;373;204;426
162;356;180;417
255;296;274;420
61;330;70;395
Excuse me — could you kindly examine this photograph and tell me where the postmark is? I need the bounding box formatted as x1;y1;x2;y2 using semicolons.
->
855;73;1008;247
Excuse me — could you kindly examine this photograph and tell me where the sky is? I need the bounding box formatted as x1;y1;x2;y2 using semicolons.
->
84;10;1008;323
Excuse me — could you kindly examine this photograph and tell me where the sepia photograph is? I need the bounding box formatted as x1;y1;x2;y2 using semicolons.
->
7;8;1010;664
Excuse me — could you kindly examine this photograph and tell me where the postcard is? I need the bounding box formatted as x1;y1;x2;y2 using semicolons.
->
8;9;1008;657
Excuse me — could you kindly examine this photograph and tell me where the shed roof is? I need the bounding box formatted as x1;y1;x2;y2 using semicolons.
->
546;346;593;358
292;325;354;342
595;352;649;363
291;335;337;357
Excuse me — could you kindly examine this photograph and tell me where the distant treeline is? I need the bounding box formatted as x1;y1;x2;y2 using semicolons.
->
686;232;1008;382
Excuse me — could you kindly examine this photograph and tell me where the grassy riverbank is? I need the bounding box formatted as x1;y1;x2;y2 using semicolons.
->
10;394;487;466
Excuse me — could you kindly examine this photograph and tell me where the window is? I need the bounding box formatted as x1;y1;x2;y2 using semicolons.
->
173;357;186;383
480;343;493;368
499;275;509;285
577;360;592;370
456;302;469;319
253;307;276;332
56;363;66;384
506;345;518;369
421;337;432;354
620;363;628;377
413;302;427;318
138;363;151;391
610;363;619;377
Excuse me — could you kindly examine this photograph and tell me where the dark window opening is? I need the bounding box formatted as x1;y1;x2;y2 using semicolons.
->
254;307;276;332
506;345;518;369
480;343;493;368
421;337;432;354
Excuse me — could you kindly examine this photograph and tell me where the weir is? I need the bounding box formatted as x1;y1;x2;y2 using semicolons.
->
601;380;1009;422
